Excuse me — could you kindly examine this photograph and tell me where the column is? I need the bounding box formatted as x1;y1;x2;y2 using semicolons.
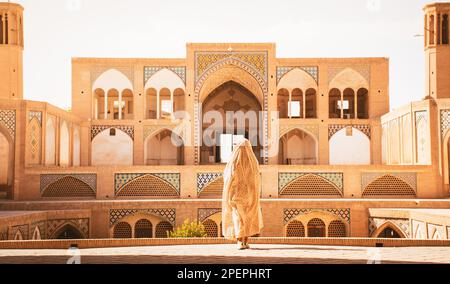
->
118;89;122;120
1;13;4;44
340;90;344;119
288;89;292;119
303;91;306;119
170;89;174;118
157;89;160;119
104;90;108;119
354;92;358;119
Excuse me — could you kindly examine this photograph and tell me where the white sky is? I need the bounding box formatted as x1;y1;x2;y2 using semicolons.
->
13;0;447;110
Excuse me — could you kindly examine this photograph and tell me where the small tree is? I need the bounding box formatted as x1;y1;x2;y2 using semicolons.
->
168;219;207;238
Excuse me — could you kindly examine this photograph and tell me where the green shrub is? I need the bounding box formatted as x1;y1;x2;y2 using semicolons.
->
168;219;207;238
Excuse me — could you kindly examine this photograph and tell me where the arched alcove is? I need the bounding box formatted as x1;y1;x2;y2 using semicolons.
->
59;121;70;166
45;117;56;166
144;129;184;165
329;128;370;165
278;128;317;165
91;128;133;166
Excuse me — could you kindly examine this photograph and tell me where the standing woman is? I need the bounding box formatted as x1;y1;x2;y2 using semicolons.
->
222;139;263;250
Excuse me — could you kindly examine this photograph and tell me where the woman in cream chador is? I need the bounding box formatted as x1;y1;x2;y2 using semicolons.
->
222;139;263;250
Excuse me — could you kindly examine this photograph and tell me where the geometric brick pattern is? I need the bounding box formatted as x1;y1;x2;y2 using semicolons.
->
197;173;223;193
46;218;90;239
328;220;347;237
114;173;180;194
328;124;371;140
134;219;153;238
144;66;186;85
279;174;343;197
40;174;97;193
202;219;218;237
362;173;416;197
155;221;174;238
286;220;305;237
440;109;450;138
41;176;96;197
113;222;132;239
10;224;29;240
0;227;8;240
198;176;224;198
28;115;42;164
116;174;180;197
276;66;318;84
279;172;343;192
28;111;42;124
109;209;176;226
198;208;221;223
91;125;134;140
283;208;350;224
0;109;16;140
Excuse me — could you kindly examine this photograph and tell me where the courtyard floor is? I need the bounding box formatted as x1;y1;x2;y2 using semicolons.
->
1;244;450;264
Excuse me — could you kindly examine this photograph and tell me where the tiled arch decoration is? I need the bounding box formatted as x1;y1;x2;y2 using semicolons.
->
276;66;319;84
28;111;42;164
47;218;90;239
40;174;97;197
30;221;46;239
361;172;417;197
115;174;180;197
114;173;180;196
197;173;224;197
109;209;176;227
279;172;343;196
368;217;410;238
283;208;350;225
198;208;221;223
143;125;186;144
328;124;371;140
0;109;16;141
440;109;450;139
193;52;269;165
144;66;186;85
91;125;134;140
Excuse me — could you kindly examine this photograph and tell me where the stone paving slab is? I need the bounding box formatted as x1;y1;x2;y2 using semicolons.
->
1;244;450;264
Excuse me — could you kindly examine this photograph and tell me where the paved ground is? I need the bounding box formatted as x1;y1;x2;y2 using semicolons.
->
1;244;450;264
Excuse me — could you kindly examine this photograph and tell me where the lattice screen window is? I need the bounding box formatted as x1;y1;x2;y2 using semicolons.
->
281;174;341;196
363;175;416;196
328;220;347;237
203;219;218;237
134;219;153;238
286;220;305;237
199;177;224;198
307;218;326;237
42;176;96;197
155;221;173;238
117;175;179;197
113;222;132;238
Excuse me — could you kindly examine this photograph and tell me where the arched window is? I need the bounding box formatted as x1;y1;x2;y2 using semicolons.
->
377;227;401;238
54;224;84;239
357;88;369;119
155;221;173;238
343;88;355;119
202;219;218;237
430;14;435;45
0;15;3;44
173;88;185;113
146;88;157;119
290;89;302;118
328;220;346;237
307;218;326;237
134;219;153;238
286;220;305;237
113;222;132;238
329;88;341;118
305;88;317;118
277;89;289;118
159;88;171;119
443;14;449;44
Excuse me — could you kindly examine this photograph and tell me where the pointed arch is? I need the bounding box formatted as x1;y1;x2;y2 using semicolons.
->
50;223;85;239
198;176;224;198
278;128;318;165
329;68;369;91
116;174;179;197
144;128;184;166
14;230;23;240
91;128;133;166
0;124;14;192
59;121;70;166
280;174;342;196
363;175;415;196
41;176;96;197
45;116;56;166
144;68;185;91
277;68;318;91
329;127;370;165
31;226;42;240
92;69;133;93
371;221;407;238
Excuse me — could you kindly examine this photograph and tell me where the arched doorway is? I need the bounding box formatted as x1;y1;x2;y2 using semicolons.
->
91;128;133;166
278;128;317;165
144;129;184;165
200;81;263;164
0;126;13;199
53;224;84;239
377;227;401;238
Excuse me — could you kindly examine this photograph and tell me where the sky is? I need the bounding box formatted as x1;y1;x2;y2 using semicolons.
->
12;0;447;110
